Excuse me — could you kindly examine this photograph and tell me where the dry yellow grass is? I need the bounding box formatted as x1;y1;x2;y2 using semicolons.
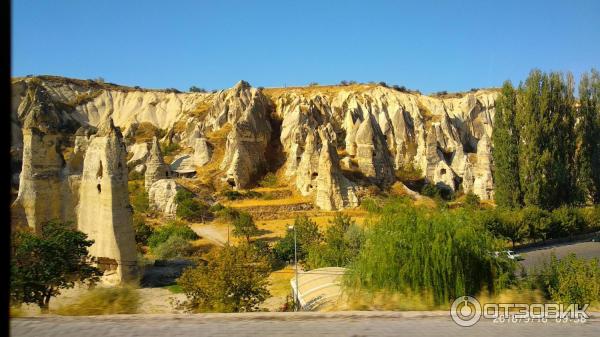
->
263;83;376;102
194;123;231;187
268;266;295;298
224;195;312;208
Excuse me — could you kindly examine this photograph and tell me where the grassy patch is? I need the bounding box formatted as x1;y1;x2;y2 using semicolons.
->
54;286;140;316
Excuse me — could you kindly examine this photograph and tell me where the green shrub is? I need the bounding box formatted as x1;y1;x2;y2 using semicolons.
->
161;142;180;156
464;192;481;208
152;235;194;259
346;202;515;304
128;170;144;181
214;206;240;221
221;190;263;201
133;214;153;246
534;253;600;306
175;190;211;222
521;206;553;242
259;172;278;187
55;286;139;315
147;221;199;249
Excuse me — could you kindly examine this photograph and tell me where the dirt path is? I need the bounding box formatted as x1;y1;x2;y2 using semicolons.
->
190;223;228;246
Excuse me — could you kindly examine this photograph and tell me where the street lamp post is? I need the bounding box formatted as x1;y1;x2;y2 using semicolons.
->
289;225;299;311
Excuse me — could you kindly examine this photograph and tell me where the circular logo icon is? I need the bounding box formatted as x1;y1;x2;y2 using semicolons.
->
450;296;482;327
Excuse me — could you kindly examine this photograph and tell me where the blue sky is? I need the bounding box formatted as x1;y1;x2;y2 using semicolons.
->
11;0;600;93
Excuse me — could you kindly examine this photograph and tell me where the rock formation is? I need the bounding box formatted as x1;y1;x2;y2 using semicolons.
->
148;179;181;216
472;133;494;200
210;81;272;189
11;85;71;231
145;137;171;191
77;115;137;284
11;76;500;215
314;124;359;210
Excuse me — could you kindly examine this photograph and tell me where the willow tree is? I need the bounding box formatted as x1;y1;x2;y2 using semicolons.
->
492;81;522;208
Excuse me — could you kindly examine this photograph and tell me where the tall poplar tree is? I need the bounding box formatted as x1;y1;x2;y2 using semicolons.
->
492;81;522;208
576;69;600;203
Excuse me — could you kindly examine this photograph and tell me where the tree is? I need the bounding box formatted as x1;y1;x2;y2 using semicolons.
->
189;86;207;93
516;70;577;209
575;69;600;203
177;244;270;312
305;214;364;269
521;206;552;243
231;212;259;243
483;210;527;248
492;81;522;208
10;221;102;312
273;216;322;263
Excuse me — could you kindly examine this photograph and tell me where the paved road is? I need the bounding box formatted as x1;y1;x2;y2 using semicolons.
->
518;241;600;270
10;313;600;337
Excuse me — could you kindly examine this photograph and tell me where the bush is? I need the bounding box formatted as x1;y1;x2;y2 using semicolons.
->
378;81;388;87
346;202;515;304
128;170;144;181
152;235;194;259
421;183;453;200
214;206;240;221
259;172;278;187
464;192;481;208
129;182;149;213
133;215;154;246
147;221;199;249
534;253;600;306
55;286;140;315
221;190;262;201
175;190;210;222
521;206;553;242
177;244;270;312
161;142;180;156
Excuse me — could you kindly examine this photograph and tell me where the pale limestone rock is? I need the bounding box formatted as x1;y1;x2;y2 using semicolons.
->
314;125;359;210
472;133;494;200
11;86;70;231
148;179;181;216
191;137;211;167
170;154;197;175
127;142;150;171
354;114;395;186
216;82;272;189
77;115;137;284
145;137;171;191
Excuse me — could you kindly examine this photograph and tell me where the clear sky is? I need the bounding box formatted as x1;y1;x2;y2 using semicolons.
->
11;0;600;93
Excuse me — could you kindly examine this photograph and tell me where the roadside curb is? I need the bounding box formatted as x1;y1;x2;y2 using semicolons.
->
14;311;600;320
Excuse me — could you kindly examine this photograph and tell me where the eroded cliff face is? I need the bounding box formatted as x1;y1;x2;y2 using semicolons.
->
11;76;497;227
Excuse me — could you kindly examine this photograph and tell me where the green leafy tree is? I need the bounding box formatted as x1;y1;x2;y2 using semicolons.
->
177;244;270;312
521;206;552;243
517;70;577;209
483;210;527;248
306;214;364;269
10;221;102;312
231;212;259;243
575;69;600;203
273;216;322;263
492;81;522;208
550;206;586;239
